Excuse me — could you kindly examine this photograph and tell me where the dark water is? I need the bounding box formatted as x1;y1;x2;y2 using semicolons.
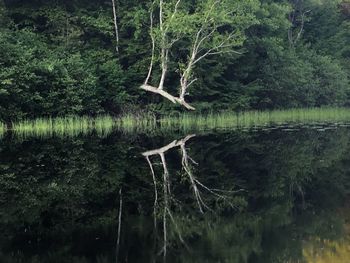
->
1;127;350;263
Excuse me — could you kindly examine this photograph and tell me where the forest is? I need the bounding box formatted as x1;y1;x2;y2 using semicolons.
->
0;0;350;121
2;2;350;261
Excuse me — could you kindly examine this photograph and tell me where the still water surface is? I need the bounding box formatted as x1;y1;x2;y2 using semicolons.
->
1;126;350;262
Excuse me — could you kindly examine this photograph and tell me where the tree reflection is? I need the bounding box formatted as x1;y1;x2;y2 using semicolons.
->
141;135;247;262
1;129;350;262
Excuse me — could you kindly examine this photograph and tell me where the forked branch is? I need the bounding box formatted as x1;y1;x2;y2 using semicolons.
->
141;0;195;110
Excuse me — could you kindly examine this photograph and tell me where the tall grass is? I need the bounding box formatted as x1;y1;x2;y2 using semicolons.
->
10;113;157;138
7;108;350;138
115;112;157;133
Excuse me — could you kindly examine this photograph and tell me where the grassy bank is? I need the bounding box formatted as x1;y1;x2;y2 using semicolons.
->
8;115;157;138
10;116;119;138
2;108;350;138
161;108;350;131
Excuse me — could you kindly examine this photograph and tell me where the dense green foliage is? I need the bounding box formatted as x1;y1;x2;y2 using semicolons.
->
0;0;349;120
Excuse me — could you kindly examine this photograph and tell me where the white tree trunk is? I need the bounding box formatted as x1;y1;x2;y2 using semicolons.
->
111;0;120;52
144;6;156;85
141;0;197;110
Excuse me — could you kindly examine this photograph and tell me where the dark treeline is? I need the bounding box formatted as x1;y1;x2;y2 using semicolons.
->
0;0;349;121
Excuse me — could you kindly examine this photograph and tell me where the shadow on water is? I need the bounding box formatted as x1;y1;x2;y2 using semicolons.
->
1;127;350;262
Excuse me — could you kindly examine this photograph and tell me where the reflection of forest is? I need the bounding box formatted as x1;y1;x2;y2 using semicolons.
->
1;128;350;262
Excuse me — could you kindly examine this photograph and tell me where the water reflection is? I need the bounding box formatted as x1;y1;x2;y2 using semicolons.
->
1;128;350;262
139;135;243;261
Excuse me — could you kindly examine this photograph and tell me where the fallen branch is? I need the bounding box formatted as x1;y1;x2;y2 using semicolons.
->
140;84;195;110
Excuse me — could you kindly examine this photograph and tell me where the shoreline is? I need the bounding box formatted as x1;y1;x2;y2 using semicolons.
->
2;107;350;137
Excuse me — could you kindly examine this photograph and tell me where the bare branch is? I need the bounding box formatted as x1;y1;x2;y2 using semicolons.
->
288;0;311;46
177;1;240;103
159;0;181;91
165;0;182;33
295;10;311;44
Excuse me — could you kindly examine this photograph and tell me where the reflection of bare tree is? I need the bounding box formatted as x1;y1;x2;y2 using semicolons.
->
180;141;238;213
142;135;243;261
143;135;195;260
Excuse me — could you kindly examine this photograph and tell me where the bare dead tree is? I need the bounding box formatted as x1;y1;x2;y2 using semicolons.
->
141;0;245;110
144;3;156;85
141;0;198;110
111;0;120;53
288;0;311;46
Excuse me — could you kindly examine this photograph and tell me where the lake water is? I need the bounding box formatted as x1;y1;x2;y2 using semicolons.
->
1;125;350;262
